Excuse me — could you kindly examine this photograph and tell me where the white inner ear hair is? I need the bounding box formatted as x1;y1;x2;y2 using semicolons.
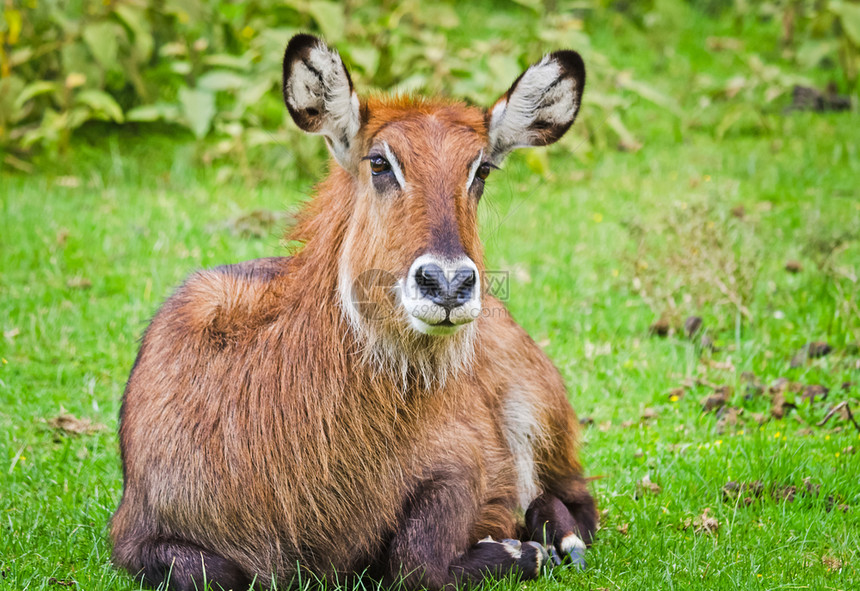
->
382;141;406;188
286;42;361;168
488;55;579;161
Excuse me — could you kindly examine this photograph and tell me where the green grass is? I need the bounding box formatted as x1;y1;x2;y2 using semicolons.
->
2;3;860;591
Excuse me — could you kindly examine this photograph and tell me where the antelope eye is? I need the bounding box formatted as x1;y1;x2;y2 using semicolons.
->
476;163;492;181
369;156;391;176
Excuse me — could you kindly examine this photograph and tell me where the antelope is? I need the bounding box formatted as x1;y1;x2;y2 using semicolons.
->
111;34;597;591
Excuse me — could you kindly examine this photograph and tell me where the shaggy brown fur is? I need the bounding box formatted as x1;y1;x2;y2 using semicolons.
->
111;35;596;591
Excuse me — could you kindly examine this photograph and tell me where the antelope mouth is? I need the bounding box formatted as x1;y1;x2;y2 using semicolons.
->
408;315;469;337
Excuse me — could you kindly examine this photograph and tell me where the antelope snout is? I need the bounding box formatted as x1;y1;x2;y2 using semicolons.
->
401;255;482;335
414;263;477;311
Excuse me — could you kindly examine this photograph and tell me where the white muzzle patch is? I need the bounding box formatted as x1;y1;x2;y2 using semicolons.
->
399;254;482;336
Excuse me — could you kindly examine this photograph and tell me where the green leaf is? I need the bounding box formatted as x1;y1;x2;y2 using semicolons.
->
82;22;120;71
344;46;379;77
171;61;193;75
237;80;274;112
606;113;643;152
796;40;838;69
832;1;860;46
198;70;248;91
715;104;750;140
61;43;101;90
0;75;25;125
5;8;22;44
13;81;58;112
163;0;206;21
203;53;253;71
488;55;522;94
126;103;181;123
420;4;460;29
67;106;92;131
8;46;33;68
179;87;216;138
618;77;683;117
523;148;552;180
307;2;345;42
75;89;124;123
114;4;154;62
509;0;542;13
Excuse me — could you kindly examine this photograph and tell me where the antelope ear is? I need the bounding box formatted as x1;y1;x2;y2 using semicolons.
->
487;51;586;163
282;34;361;170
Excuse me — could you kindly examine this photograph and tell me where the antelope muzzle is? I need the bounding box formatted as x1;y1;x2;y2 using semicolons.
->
400;254;482;336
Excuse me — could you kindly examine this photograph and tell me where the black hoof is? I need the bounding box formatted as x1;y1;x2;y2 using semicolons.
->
566;546;587;570
519;541;549;578
547;546;563;567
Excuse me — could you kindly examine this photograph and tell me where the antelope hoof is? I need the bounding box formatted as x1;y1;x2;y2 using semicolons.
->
560;533;588;570
519;541;549;578
566;546;587;570
547;546;563;567
475;537;545;579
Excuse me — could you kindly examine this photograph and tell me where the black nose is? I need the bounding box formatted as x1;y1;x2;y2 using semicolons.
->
414;264;476;310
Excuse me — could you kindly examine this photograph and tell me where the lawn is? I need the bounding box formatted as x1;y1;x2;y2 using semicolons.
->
2;2;860;590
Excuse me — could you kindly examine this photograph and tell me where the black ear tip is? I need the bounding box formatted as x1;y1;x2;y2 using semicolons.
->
282;33;324;104
283;33;323;76
285;33;323;61
549;50;586;89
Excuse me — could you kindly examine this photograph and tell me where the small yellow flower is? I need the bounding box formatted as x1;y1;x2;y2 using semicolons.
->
65;72;86;89
669;395;679;402
1;358;7;364
825;435;830;440
757;574;763;579
704;174;712;182
835;452;840;458
242;26;255;39
611;268;619;277
774;431;781;438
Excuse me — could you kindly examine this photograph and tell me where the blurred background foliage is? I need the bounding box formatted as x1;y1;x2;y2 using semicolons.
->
0;0;858;176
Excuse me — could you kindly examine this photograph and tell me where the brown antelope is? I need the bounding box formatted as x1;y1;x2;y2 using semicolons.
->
111;34;597;591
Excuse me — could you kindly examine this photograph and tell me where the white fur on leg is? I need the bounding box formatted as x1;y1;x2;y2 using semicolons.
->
501;392;542;511
560;533;586;554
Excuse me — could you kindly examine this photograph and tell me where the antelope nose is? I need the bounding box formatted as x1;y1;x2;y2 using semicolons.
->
415;264;477;310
